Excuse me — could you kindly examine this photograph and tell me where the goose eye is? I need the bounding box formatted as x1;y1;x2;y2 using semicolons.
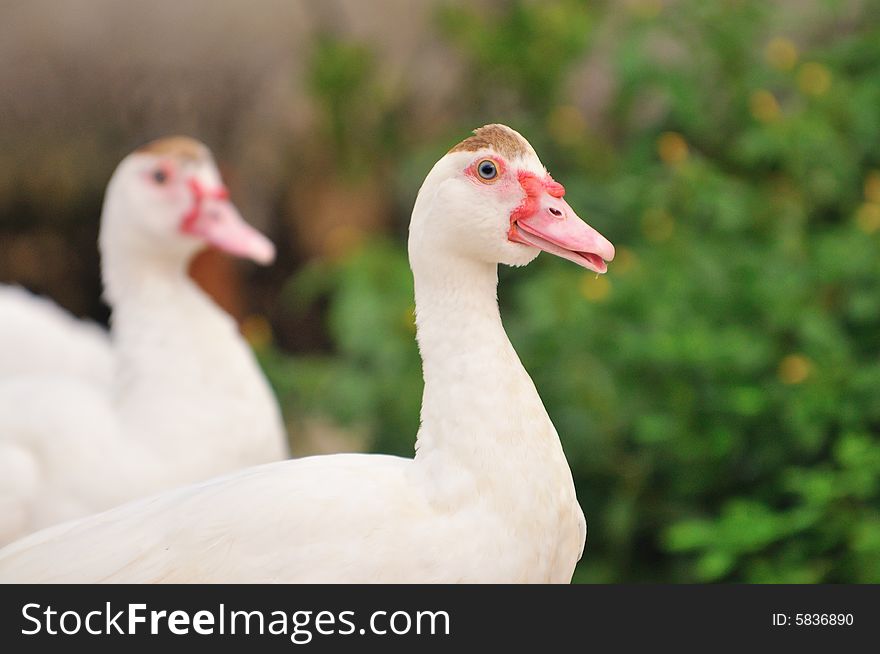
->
477;159;498;181
152;169;168;184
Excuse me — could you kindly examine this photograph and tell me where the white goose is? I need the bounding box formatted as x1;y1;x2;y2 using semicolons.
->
0;137;287;545
0;285;112;388
0;125;614;583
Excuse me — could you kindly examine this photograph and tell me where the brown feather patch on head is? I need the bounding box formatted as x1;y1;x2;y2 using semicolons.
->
135;136;211;162
448;124;536;160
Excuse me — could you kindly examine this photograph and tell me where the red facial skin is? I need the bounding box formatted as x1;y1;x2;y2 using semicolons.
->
142;159;275;264
463;155;614;273
509;171;565;241
463;156;568;240
143;160;229;235
180;178;231;236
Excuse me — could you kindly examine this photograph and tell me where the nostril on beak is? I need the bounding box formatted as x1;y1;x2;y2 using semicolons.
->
548;207;563;218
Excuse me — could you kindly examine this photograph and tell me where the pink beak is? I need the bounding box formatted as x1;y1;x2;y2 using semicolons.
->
180;181;275;265
508;179;614;274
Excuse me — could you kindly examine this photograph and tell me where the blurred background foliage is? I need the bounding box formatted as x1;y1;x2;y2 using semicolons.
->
1;0;879;582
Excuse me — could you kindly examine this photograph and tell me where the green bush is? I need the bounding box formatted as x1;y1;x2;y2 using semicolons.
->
264;0;880;582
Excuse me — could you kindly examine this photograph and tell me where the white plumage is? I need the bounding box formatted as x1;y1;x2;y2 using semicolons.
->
0;285;112;388
0;137;288;545
0;125;614;583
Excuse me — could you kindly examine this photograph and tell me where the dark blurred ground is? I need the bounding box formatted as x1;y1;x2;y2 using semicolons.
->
0;0;457;332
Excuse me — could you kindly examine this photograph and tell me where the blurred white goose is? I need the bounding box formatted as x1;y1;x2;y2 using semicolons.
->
0;285;112;387
0;137;287;545
0;125;614;583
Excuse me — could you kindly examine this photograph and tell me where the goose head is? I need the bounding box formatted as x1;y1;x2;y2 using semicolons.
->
100;136;275;266
409;124;614;273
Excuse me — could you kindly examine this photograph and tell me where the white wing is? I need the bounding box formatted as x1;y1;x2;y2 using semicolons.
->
0;376;150;545
0;453;540;583
0;285;112;387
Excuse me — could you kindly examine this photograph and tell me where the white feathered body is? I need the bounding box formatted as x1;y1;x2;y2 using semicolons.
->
0;346;583;583
0;143;288;545
0;252;584;582
0;285;112;387
0;127;592;583
0;270;286;544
